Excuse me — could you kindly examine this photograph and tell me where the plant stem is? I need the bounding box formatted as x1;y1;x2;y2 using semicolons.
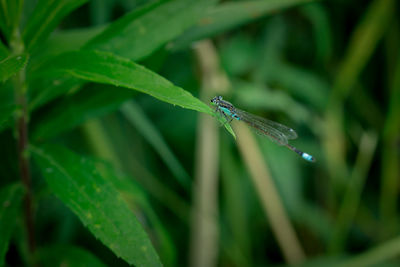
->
11;29;36;257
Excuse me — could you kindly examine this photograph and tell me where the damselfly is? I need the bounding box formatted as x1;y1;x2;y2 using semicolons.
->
211;96;315;162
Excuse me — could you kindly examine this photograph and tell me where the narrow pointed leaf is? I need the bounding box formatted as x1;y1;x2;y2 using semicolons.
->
31;144;162;266
33;50;235;137
35;49;212;114
121;101;191;190
0;183;25;266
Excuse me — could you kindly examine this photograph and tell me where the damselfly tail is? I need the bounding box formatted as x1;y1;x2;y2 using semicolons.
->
286;144;316;162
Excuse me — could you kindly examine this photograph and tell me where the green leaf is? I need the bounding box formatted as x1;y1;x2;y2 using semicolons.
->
171;0;314;50
32;85;134;140
0;40;8;60
0;54;28;83
121;101;191;190
31;144;162;267
28;75;83;111
23;0;89;51
86;0;217;60
95;160;177;267
0;104;15;133
36;245;107;267
0;183;25;266
35;50;212;115
0;0;24;40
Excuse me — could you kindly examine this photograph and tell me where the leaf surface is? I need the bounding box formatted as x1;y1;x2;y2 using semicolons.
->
31;144;162;266
0;54;28;83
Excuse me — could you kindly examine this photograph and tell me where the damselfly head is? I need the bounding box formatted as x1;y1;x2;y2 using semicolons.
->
211;96;223;105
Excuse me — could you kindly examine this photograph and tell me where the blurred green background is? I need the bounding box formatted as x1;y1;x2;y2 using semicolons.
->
1;0;400;266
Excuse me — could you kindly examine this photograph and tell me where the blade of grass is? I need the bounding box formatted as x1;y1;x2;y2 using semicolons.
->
235;123;305;264
336;235;400;267
120;101;191;190
328;131;378;253
380;49;400;235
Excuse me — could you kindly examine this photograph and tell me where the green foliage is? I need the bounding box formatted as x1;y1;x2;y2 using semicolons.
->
86;0;218;60
31;144;162;266
0;183;25;266
34;50;213;114
1;0;399;266
23;0;89;51
35;245;107;267
0;53;28;82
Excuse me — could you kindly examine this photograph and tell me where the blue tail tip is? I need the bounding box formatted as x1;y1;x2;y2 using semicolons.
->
302;153;316;162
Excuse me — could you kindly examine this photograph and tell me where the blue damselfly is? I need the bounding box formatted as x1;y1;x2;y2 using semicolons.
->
211;96;315;162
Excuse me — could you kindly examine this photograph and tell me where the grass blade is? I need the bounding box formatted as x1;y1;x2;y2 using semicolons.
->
121;101;191;190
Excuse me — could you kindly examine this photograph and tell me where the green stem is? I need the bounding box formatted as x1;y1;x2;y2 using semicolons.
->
11;28;36;257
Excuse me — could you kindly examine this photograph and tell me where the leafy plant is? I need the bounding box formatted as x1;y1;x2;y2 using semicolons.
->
1;0;399;266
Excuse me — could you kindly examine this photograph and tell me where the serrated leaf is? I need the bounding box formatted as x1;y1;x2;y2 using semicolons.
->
36;245;107;267
32;85;134;140
0;183;25;266
86;0;217;60
0;54;28;83
171;0;314;50
23;0;89;51
31;144;162;267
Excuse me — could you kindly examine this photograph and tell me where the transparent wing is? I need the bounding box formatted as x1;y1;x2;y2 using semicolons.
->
235;108;298;146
